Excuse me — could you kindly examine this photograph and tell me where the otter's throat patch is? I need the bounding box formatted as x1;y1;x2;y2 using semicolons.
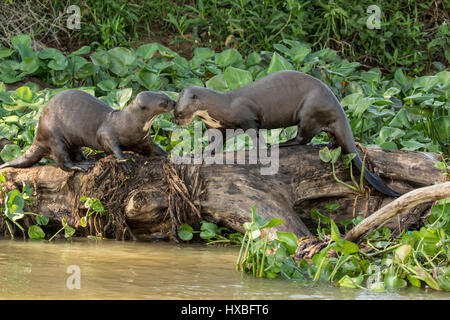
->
192;110;223;128
143;115;157;132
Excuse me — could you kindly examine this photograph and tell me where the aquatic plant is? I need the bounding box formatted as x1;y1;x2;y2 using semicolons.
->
236;203;450;291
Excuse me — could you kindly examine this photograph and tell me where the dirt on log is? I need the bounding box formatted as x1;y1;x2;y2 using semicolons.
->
0;144;446;241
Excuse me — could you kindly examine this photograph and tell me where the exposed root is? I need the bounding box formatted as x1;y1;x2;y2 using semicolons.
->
163;161;206;242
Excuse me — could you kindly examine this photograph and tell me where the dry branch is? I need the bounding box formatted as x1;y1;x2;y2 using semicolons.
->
344;182;450;242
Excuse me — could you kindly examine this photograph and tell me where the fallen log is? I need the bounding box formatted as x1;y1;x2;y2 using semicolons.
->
0;144;446;240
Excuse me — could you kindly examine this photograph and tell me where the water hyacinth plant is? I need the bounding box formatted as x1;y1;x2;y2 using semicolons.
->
236;203;449;292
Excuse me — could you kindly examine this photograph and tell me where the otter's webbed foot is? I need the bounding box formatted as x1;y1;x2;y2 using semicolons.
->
60;161;94;173
117;158;131;172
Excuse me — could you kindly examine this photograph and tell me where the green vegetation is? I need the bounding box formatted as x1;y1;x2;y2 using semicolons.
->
237;204;450;291
0;0;448;293
0;173;46;239
177;221;243;246
1;1;447;75
0;34;448;162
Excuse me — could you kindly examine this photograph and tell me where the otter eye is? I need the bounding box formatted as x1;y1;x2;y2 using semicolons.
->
159;101;167;108
191;94;197;100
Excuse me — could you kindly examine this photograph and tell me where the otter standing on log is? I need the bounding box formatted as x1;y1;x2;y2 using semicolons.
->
0;90;175;172
174;70;400;197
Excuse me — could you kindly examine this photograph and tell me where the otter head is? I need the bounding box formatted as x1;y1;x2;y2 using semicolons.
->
130;91;176;131
174;87;203;126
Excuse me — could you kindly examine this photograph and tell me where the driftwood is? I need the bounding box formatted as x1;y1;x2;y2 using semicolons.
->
0;144;446;241
344;182;450;241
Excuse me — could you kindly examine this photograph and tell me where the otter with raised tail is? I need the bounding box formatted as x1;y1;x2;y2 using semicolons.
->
0;90;175;172
175;70;399;197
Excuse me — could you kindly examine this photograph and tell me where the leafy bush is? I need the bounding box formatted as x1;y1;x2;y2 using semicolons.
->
0;1;447;75
237;202;450;291
0;34;448;162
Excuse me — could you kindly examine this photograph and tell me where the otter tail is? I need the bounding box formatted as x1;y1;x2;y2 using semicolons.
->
332;115;400;197
0;144;45;170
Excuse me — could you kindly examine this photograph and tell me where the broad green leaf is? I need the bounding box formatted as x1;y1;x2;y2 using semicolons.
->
267;52;293;74
433;116;450;142
337;275;363;288
353;97;374;118
394;244;412;263
394;68;409;87
265;218;285;229
384;271;407;289
330;147;341;164
136;70;165;90
388;108;410;128
247;52;261;67
215;48;242;68
68;45;91;57
223;67;253;90
136;43;159;60
76;62;96;78
407;275;422;288
378;127;405;143
318;147;332;163
28;225;45;239
48;56;69;71
401;140;426;151
361;69;381;83
19;57;40;74
341;153;356;168
205;74;229;92
108;47;135;77
3;115;19;123
51;70;71;86
193;47;215;61
370;282;386;292
403;93;439;103
64;225;76;238
178;78;204;89
0;143;22;162
383;87;400;99
0;47;14;59
90;50;110;68
437;268;450;291
0;123;18;140
38;48;63;60
177;223;194;241
11;34;31;48
413;75;440;92
340;92;363;108
437;70;450;89
35;215;49;226
325;203;341;211
80;216;87;228
199;221;218;239
286;41;311;64
13;86;33;102
15;43;36;61
97;79;117;92
276;231;298;255
330;220;343;244
114;88;133;109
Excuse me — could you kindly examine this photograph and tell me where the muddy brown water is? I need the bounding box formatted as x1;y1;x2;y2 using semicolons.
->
0;239;448;300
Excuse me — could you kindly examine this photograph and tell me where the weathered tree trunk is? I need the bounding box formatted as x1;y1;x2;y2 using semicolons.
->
0;145;446;241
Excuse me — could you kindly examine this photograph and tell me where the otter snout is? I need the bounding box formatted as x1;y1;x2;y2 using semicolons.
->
165;99;176;112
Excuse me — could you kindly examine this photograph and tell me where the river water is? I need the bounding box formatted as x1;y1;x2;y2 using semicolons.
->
0;239;448;300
